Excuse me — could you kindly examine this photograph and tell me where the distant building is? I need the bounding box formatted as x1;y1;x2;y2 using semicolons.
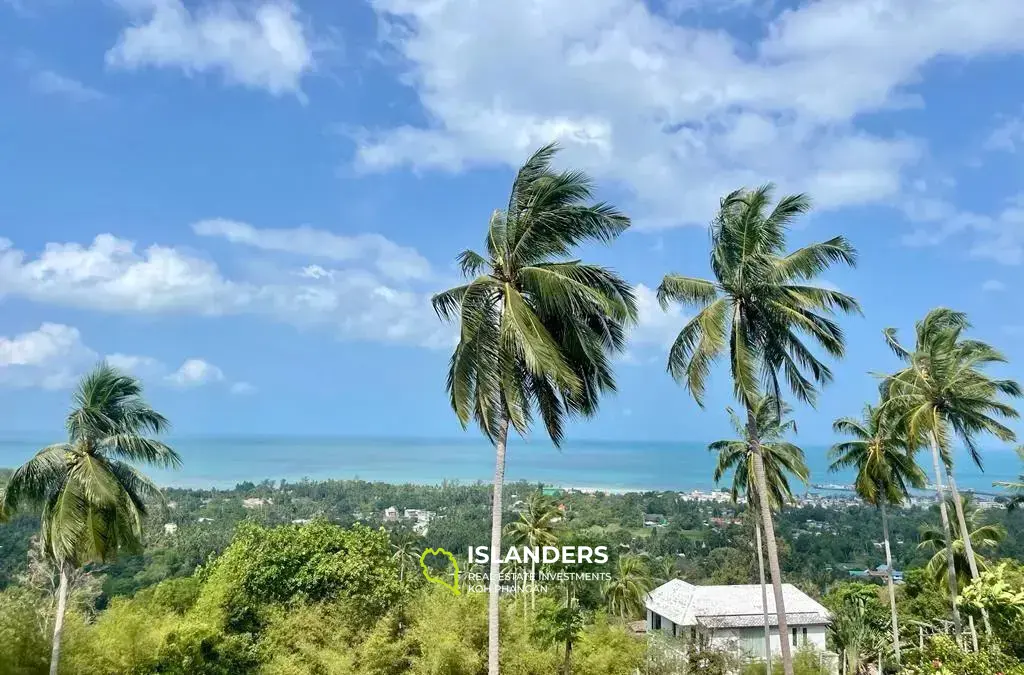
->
163;523;178;535
645;579;834;664
242;497;272;509
197;517;215;523
541;486;562;497
849;565;904;583
291;519;312;525
643;513;668;527
383;506;399;522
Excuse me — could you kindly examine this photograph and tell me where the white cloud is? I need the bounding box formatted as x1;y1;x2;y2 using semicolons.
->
354;0;1024;226
166;358;225;387
229;381;257;395
982;279;1006;292
902;193;1024;265
985;112;1024;153
0;233;453;349
0;323;94;389
192;219;432;281
629;283;686;349
105;353;165;378
106;0;314;98
0;324;157;389
30;69;106;102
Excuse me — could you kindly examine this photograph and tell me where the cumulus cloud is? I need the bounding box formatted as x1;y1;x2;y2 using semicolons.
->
106;0;314;97
165;358;225;387
229;381;257;395
982;279;1006;292
0;232;453;349
192;219;432;281
0;324;156;389
356;0;1024;227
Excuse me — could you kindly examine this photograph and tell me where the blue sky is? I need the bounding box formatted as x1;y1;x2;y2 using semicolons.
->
0;0;1022;445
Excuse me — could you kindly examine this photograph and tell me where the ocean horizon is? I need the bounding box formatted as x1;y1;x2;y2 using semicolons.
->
1;435;1020;495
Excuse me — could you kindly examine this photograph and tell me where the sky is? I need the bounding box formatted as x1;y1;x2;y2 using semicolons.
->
0;0;1022;445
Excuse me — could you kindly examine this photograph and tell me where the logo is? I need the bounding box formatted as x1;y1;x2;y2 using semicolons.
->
420;547;461;595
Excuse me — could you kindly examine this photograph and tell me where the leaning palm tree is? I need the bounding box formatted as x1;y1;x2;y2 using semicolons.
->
658;184;859;675
830;403;926;665
994;446;1024;509
602;554;653;619
0;364;179;675
710;394;809;669
883;308;1020;634
918;495;1005;591
505;491;560;611
432;142;637;675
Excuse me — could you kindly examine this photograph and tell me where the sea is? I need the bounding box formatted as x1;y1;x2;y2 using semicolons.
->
0;436;1019;496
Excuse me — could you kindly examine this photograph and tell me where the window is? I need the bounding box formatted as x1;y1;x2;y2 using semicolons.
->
690;627;696;641
801;627;808;645
653;614;662;630
791;627;798;646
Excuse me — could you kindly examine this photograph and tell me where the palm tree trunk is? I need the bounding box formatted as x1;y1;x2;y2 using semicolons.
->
531;559;537;613
748;409;793;675
50;562;69;675
756;521;773;672
880;500;901;665
945;469;992;635
487;415;510;675
928;432;963;635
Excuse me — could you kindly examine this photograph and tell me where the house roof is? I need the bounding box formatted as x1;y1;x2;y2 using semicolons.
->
644;580;831;628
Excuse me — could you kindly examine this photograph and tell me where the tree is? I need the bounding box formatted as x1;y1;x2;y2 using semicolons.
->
0;364;179;675
710;394;809;669
432;142;637;675
389;528;422;583
994;446;1024;509
535;596;587;675
830;403;926;665
602;554;653;619
505;491;560;611
658;184;859;675
918;495;1005;592
883;308;1021;634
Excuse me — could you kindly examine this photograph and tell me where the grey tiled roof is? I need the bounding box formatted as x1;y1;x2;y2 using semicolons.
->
644;580;832;627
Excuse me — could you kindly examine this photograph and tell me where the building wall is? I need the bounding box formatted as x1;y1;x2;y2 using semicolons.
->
647;611;827;659
707;624;827;659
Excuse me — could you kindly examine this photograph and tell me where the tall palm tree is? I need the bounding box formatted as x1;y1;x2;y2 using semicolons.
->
658;184;859;675
918;495;1005;591
505;491;560;611
994;446;1024;509
883;308;1021;634
432;143;637;675
602;554;653;619
389;529;422;583
830;404;926;665
710;394;809;669
0;364;179;675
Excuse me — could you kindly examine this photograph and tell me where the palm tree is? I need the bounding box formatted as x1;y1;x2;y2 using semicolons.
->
505;491;560;611
658;184;859;675
432;143;637;675
710;394;809;669
830;404;926;665
883;308;1021;634
0;364;179;675
994;446;1024;509
390;529;422;583
602;554;653;619
918;495;1006;591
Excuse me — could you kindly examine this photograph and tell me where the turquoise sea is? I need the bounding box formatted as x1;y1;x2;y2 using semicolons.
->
0;436;1019;495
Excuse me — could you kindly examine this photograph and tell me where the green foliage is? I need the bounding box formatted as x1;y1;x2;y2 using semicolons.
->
959;561;1024;660
194;519;402;633
0;586;50;675
741;647;831;675
901;635;1024;675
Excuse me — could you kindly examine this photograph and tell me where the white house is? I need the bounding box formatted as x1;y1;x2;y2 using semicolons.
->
644;579;832;661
